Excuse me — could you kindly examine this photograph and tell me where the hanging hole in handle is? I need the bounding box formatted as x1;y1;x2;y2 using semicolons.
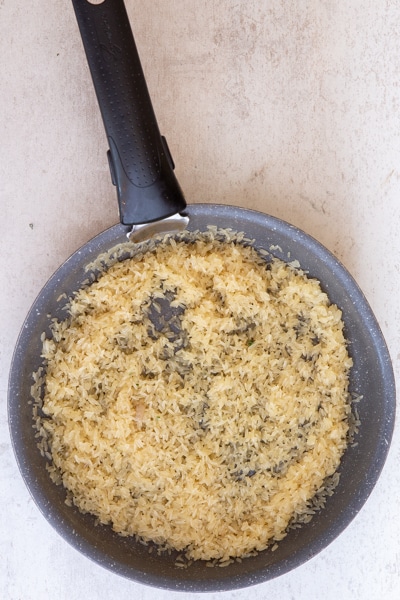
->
86;0;105;5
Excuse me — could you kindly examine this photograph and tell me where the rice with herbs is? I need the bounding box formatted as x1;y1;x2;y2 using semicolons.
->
36;230;353;563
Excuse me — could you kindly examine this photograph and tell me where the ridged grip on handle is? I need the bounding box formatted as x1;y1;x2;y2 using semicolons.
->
71;0;186;225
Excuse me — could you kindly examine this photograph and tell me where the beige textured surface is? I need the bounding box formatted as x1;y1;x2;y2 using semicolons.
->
1;1;400;598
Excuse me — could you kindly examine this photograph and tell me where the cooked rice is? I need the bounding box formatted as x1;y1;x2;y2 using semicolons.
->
34;229;353;563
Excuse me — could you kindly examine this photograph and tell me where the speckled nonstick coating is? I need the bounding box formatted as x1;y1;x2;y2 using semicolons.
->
8;204;395;592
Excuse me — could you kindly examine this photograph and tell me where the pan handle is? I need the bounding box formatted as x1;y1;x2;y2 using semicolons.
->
71;0;187;225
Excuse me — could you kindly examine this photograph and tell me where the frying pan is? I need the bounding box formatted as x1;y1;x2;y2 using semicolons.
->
8;0;395;592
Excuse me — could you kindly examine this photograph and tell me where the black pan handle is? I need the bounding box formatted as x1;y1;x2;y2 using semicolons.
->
71;0;186;225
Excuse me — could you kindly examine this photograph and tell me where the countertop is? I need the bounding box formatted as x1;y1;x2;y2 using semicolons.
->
1;1;400;598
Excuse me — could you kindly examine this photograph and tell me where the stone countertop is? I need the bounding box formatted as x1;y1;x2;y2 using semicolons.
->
1;1;399;598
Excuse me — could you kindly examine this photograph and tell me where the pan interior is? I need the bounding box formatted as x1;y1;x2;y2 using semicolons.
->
8;204;395;592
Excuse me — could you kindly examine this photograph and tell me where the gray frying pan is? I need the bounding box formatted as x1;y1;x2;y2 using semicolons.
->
8;0;395;592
